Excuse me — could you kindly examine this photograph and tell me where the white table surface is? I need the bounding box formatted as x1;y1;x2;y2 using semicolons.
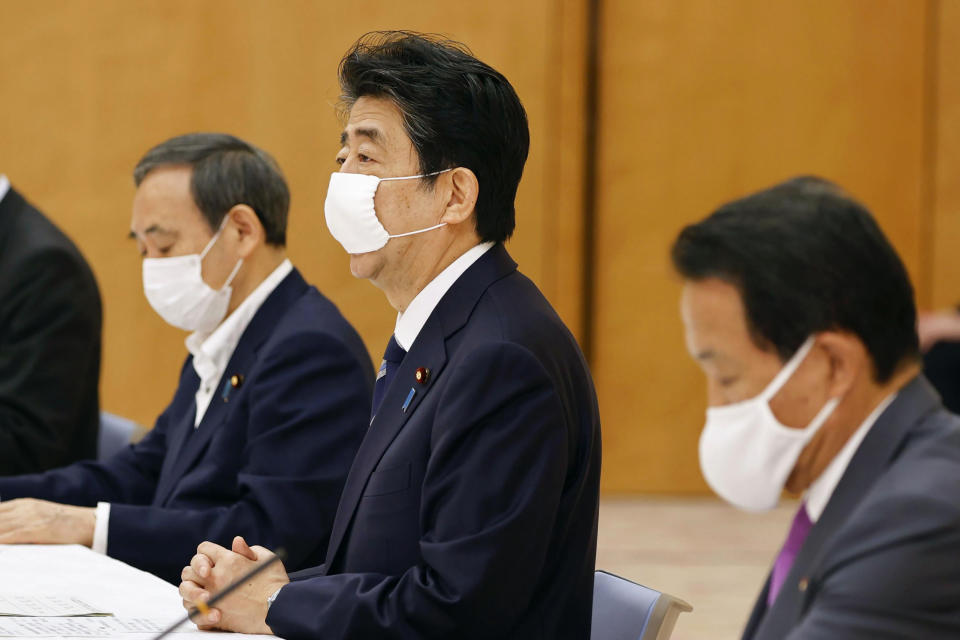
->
0;545;276;640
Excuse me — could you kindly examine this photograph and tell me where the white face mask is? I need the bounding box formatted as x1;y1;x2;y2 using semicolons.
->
141;218;243;333
324;170;451;254
699;336;841;512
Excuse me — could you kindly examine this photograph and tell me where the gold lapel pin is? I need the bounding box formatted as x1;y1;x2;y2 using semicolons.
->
415;367;430;385
222;374;245;402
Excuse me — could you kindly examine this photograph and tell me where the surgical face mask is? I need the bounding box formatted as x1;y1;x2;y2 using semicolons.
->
324;169;451;254
699;336;841;512
142;218;243;333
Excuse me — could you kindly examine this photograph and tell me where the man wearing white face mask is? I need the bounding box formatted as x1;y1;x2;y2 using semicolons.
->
178;32;601;639
673;176;960;639
0;133;374;585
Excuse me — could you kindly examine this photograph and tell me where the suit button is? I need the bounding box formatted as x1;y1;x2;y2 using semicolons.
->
798;578;809;592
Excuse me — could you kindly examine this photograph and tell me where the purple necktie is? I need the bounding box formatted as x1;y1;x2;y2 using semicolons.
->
768;502;813;606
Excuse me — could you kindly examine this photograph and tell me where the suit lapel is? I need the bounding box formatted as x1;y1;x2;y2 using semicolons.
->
741;577;771;640
153;269;309;505
323;244;518;568
153;364;201;503
752;376;941;639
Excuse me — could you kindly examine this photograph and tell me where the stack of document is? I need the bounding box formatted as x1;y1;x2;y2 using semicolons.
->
0;594;160;637
0;595;111;617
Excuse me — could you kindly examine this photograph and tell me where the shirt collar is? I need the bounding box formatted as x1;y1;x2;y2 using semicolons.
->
186;259;294;382
805;391;897;522
394;242;494;351
0;175;10;204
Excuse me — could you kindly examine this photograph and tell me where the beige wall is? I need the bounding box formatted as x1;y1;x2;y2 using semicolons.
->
1;1;953;493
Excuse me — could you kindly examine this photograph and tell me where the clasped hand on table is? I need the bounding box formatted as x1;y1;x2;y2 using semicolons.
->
179;535;289;635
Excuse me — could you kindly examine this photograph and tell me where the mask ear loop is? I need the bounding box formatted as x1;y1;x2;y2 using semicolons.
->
377;169;455;238
802;396;841;438
199;214;233;260
386;223;447;239
760;335;842;438
199;214;244;290
378;168;453;182
758;336;817;403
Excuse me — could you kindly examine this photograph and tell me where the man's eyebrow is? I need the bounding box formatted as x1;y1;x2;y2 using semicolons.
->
694;349;715;361
129;225;176;239
340;127;384;146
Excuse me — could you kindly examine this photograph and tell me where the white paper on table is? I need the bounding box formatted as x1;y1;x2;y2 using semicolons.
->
0;546;278;639
0;595;111;617
0;617;160;637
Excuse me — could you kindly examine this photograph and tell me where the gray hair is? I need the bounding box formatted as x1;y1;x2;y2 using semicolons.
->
133;133;289;246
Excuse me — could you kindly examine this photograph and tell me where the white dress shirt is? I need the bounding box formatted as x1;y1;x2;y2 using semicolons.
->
185;259;293;427
394;242;494;350
804;392;897;522
93;258;294;554
0;175;10;203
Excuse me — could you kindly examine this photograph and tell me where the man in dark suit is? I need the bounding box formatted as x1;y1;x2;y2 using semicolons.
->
0;175;101;474
0;134;374;585
179;33;602;639
673;176;960;638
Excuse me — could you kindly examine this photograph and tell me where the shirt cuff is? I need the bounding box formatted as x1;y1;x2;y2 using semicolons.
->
92;502;111;554
267;585;284;609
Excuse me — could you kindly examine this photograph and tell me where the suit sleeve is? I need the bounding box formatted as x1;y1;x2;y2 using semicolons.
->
786;490;960;639
0;248;101;474
267;342;570;640
105;331;370;584
0;405;172;506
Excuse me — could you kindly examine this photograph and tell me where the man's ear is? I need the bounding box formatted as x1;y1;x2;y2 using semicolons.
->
439;167;479;227
224;205;264;259
817;331;865;398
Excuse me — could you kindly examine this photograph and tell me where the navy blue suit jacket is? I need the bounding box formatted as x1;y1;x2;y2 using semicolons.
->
0;269;374;584
743;376;960;639
267;244;602;639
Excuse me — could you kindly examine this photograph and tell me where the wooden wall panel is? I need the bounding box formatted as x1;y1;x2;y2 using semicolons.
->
3;0;945;495
931;0;960;310
593;0;931;492
0;1;587;427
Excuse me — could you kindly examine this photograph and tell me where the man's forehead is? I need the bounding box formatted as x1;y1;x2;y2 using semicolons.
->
343;98;404;141
681;278;753;359
130;167;203;235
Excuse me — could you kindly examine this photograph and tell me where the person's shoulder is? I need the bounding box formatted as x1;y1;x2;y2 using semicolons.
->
472;269;582;354
4;193;83;257
882;409;960;504
840;412;960;546
471;269;554;328
283;283;363;341
1;217;100;303
256;279;369;367
450;271;592;403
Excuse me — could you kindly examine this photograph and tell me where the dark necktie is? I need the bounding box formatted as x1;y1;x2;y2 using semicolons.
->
371;335;406;419
767;501;813;606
